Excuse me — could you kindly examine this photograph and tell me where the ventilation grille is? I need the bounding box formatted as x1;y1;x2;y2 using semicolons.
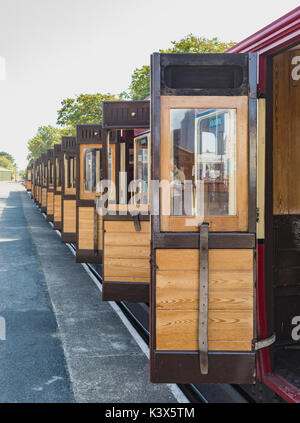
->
102;101;150;129
76;125;102;143
62;136;77;152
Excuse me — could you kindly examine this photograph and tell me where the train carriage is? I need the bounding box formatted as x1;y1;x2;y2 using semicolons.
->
40;153;48;213
101;100;151;302
33;158;40;205
25;167;32;192
31;160;36;201
149;6;300;402
150;52;257;384
227;6;300;403
75;125;104;263
61;137;77;243
53;143;63;230
46;149;55;222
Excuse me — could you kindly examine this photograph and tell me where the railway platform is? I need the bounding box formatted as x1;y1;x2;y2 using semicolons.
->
0;182;183;403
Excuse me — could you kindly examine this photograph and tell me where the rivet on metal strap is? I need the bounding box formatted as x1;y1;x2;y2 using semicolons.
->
199;222;209;375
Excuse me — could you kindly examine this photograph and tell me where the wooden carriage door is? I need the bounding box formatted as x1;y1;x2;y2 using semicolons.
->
150;53;258;384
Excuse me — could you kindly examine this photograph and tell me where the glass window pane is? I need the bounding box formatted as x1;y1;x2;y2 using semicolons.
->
135;137;148;205
170;108;237;217
56;158;61;187
119;143;127;204
83;148;103;193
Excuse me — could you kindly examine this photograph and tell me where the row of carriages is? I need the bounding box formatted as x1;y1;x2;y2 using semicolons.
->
25;6;300;403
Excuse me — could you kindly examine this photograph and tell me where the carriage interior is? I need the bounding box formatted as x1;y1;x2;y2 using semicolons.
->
271;44;300;387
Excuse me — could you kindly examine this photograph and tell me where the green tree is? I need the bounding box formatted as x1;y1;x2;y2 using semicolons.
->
56;93;121;129
0;156;13;170
127;34;236;100
0;152;16;167
26;125;69;161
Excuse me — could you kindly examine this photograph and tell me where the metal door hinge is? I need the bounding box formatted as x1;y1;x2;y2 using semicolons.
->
254;333;276;351
256;208;260;223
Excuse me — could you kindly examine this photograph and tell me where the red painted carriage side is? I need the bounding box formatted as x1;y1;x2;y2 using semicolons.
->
226;7;300;402
227;6;300;93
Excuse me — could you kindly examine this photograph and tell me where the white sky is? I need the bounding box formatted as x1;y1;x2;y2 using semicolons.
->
0;0;299;170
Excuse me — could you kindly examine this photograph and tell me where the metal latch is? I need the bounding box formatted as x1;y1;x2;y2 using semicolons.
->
255;333;276;351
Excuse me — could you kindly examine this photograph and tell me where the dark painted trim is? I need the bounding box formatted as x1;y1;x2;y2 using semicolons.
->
63;195;77;201
75;249;103;264
46;214;54;222
248;53;258;233
103;214;150;222
151;351;256;384
102;281;149;303
153;233;256;249
53;222;62;231
61;233;77;244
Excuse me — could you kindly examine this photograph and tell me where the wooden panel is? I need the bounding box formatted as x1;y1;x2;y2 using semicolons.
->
104;220;151;283
42;188;47;207
78;207;102;250
78;207;93;250
156;249;254;352
104;221;150;233
47;192;54;214
63;200;76;233
157;270;253;310
156;310;253;351
105;245;150;259
65;188;76;196
105;232;150;247
54;194;62;222
160;96;249;232
156;249;253;271
273;49;300;215
104;258;150;281
97;213;103;250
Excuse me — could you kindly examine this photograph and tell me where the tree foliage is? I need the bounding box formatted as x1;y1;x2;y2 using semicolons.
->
127;34;236;100
0;151;17;178
56;93;121;129
0;156;14;170
26;125;73;161
161;34;236;54
0;152;16;167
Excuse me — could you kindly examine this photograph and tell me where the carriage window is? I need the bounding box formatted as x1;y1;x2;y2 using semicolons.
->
43;164;47;185
83;148;103;193
55;158;61;187
134;136;149;204
28;171;31;181
48;160;54;186
65;157;76;189
108;147;113;183
170;108;237;217
119;142;127;204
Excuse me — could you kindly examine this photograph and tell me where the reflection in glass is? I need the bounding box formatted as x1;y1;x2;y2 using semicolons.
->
65;156;76;189
170;108;236;217
55;158;61;187
83;148;102;193
135;137;148;204
119;142;127;204
48;160;54;186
